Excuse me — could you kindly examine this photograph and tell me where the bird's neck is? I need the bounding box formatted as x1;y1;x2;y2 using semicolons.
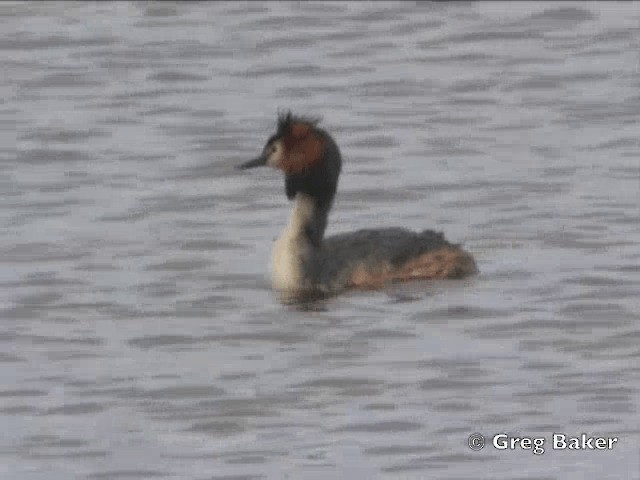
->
284;192;330;248
271;193;329;293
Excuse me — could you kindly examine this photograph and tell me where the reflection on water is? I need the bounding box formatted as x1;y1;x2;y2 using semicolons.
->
2;2;640;479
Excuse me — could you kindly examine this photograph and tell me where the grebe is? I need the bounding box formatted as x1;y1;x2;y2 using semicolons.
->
238;112;477;301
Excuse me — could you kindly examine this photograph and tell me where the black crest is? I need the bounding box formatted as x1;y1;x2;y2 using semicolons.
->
276;110;321;138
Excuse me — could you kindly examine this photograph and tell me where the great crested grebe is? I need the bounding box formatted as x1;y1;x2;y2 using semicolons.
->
238;112;477;300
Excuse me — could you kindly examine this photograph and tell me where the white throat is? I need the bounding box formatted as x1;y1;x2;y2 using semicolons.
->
271;193;316;292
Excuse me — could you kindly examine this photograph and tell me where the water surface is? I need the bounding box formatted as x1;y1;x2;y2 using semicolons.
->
2;2;640;479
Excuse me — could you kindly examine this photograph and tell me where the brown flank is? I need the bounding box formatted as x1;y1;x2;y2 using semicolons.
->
349;245;477;289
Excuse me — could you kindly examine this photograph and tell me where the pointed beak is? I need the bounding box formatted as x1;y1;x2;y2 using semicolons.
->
237;153;267;170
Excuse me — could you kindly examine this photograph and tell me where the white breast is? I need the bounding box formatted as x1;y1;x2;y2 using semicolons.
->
270;194;315;292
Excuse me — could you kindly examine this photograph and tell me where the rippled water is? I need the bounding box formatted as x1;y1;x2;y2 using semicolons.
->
3;2;640;479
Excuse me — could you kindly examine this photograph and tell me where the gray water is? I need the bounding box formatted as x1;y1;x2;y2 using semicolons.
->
3;2;640;479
